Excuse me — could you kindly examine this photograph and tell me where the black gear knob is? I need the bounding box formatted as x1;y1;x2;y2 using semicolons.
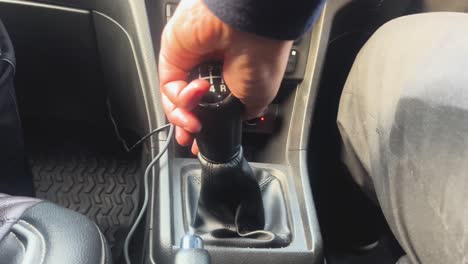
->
189;62;243;162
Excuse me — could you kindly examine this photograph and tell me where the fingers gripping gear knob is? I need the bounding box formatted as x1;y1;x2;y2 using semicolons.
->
188;62;230;105
189;62;243;162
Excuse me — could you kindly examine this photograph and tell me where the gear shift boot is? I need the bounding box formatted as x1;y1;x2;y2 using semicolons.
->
183;148;291;248
184;62;291;248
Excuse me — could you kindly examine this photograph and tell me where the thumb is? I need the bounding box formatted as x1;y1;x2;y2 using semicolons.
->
158;0;226;87
158;24;203;87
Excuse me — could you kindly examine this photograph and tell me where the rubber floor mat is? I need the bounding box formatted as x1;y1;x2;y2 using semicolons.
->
27;121;142;260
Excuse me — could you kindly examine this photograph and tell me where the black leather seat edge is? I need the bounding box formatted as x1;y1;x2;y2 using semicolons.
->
0;193;111;264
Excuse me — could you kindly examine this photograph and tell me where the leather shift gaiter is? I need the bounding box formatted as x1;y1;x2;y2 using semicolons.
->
184;148;291;248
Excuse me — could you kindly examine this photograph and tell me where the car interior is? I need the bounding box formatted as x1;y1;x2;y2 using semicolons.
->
0;0;467;263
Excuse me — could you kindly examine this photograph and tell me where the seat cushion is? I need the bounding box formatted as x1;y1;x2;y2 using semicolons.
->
0;193;110;264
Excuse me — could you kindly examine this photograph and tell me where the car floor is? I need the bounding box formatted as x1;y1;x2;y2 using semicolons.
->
23;118;143;261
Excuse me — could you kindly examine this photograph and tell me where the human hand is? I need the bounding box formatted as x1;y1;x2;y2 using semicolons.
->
159;0;293;154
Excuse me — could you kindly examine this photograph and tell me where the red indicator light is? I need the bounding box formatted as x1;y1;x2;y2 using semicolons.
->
260;116;265;121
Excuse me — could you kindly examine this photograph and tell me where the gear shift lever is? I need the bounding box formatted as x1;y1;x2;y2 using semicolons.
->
188;61;265;232
190;62;243;162
184;62;291;247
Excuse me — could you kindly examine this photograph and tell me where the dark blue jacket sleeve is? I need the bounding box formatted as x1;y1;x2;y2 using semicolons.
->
204;0;325;40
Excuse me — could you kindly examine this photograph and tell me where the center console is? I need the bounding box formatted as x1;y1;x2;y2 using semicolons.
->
147;1;353;264
0;0;356;263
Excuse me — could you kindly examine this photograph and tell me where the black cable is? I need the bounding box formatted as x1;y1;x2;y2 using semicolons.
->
106;97;172;153
125;124;172;152
124;124;174;264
